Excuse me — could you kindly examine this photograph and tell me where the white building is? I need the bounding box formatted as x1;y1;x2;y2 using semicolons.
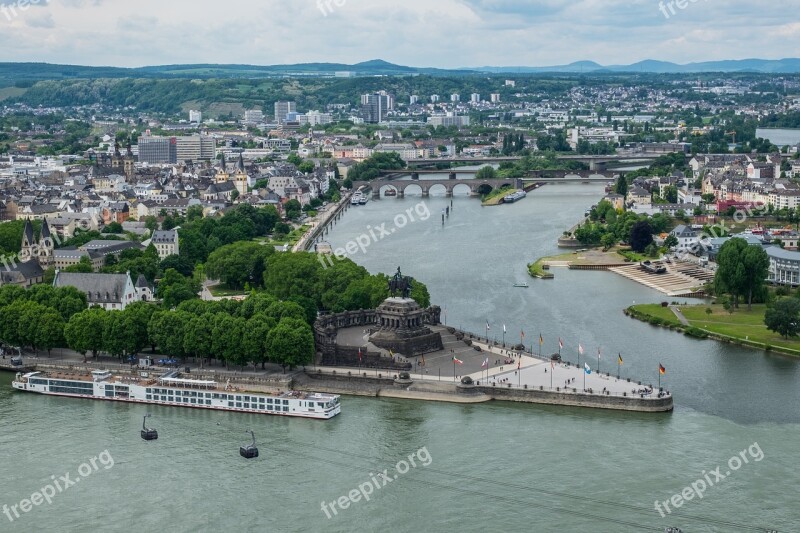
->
53;271;139;311
147;229;180;259
430;95;440;103
450;94;460;102
670;225;700;252
470;93;480;103
490;93;501;103
244;109;265;123
189;110;202;123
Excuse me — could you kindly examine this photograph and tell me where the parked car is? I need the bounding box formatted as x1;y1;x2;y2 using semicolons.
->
158;358;178;366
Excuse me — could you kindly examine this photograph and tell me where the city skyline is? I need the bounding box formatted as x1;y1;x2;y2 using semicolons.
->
0;0;796;68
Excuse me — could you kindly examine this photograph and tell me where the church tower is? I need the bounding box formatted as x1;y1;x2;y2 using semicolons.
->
233;153;248;196
215;153;229;184
124;143;135;182
111;142;123;169
19;219;35;263
37;218;54;268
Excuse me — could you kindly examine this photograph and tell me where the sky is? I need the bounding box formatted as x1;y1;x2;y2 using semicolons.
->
0;0;797;68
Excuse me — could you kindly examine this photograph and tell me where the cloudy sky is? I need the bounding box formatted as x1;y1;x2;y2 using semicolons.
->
0;0;796;68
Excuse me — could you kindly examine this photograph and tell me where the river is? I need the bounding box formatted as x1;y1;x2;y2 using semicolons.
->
1;183;797;532
756;127;800;147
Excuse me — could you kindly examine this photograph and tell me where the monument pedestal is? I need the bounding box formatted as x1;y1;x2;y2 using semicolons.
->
370;297;443;356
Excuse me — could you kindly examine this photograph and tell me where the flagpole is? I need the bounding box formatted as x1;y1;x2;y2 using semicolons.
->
598;348;601;375
617;353;621;379
550;362;553;390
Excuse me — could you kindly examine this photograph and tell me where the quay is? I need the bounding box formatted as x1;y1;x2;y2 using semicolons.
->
307;322;673;413
3;337;672;413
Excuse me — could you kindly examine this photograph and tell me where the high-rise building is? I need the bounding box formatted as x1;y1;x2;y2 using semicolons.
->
409;95;419;105
274;101;297;124
430;94;440;103
244;109;264;123
298;110;333;126
427;113;470;128
470;93;480;103
137;135;177;164
360;92;394;123
175;135;216;162
189;110;202;123
450;94;460;102
491;93;501;103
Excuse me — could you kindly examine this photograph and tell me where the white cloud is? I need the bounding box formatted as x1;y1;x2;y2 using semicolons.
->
0;0;794;67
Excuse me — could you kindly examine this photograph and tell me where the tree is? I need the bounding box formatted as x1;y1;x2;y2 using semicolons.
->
740;245;770;311
284;199;302;220
714;238;768;310
147;310;191;359
205;242;274;290
102;222;123;234
158;269;200;308
765;298;800;339
65;308;108;361
601;233;616;251
64;256;93;273
664;235;679;249
629;220;654;253
266;317;315;371
183;314;215;366
476;166;497;180
615;176;628;197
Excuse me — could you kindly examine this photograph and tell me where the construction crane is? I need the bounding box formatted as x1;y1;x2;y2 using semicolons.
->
725;130;737;144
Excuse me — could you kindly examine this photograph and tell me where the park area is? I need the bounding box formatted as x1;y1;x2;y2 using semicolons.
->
630;303;800;357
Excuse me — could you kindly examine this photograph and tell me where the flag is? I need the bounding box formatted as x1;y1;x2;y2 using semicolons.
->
453;355;464;365
481;357;489;369
503;324;507;333
521;330;525;340
539;334;544;346
421;354;425;366
558;338;563;349
550;359;555;370
389;349;394;358
597;347;601;358
578;344;584;355
659;363;666;375
358;348;362;361
517;358;521;370
486;321;490;331
618;354;623;365
584;363;592;375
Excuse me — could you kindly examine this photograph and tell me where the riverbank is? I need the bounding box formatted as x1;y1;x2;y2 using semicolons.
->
2;353;673;413
625;303;800;358
295;369;673;413
528;247;627;279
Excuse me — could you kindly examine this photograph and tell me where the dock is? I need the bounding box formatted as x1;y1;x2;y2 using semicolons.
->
609;260;711;297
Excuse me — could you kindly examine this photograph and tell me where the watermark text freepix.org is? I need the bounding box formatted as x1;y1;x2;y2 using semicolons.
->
1;0;47;22
3;450;115;523
320;446;432;518
654;442;764;518
317;0;345;17
658;0;709;19
317;201;431;268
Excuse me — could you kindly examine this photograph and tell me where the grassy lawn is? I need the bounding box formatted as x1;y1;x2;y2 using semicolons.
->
630;304;683;326
527;258;554;279
209;284;246;297
256;224;311;246
633;303;800;356
481;186;516;206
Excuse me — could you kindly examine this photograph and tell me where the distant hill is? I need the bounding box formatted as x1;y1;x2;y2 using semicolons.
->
475;58;800;74
0;58;798;87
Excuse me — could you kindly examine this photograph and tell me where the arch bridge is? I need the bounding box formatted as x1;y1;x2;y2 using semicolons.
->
352;178;522;199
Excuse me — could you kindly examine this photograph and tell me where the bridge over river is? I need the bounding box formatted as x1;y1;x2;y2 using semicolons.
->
362;169;619;198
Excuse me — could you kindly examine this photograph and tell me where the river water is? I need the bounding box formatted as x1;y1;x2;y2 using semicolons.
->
756;127;800;147
1;183;798;532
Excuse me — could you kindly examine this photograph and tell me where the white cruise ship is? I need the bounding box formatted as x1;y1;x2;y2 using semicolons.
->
12;369;341;420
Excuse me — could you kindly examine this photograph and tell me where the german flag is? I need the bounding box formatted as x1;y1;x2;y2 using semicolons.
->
618;354;623;365
659;363;666;375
